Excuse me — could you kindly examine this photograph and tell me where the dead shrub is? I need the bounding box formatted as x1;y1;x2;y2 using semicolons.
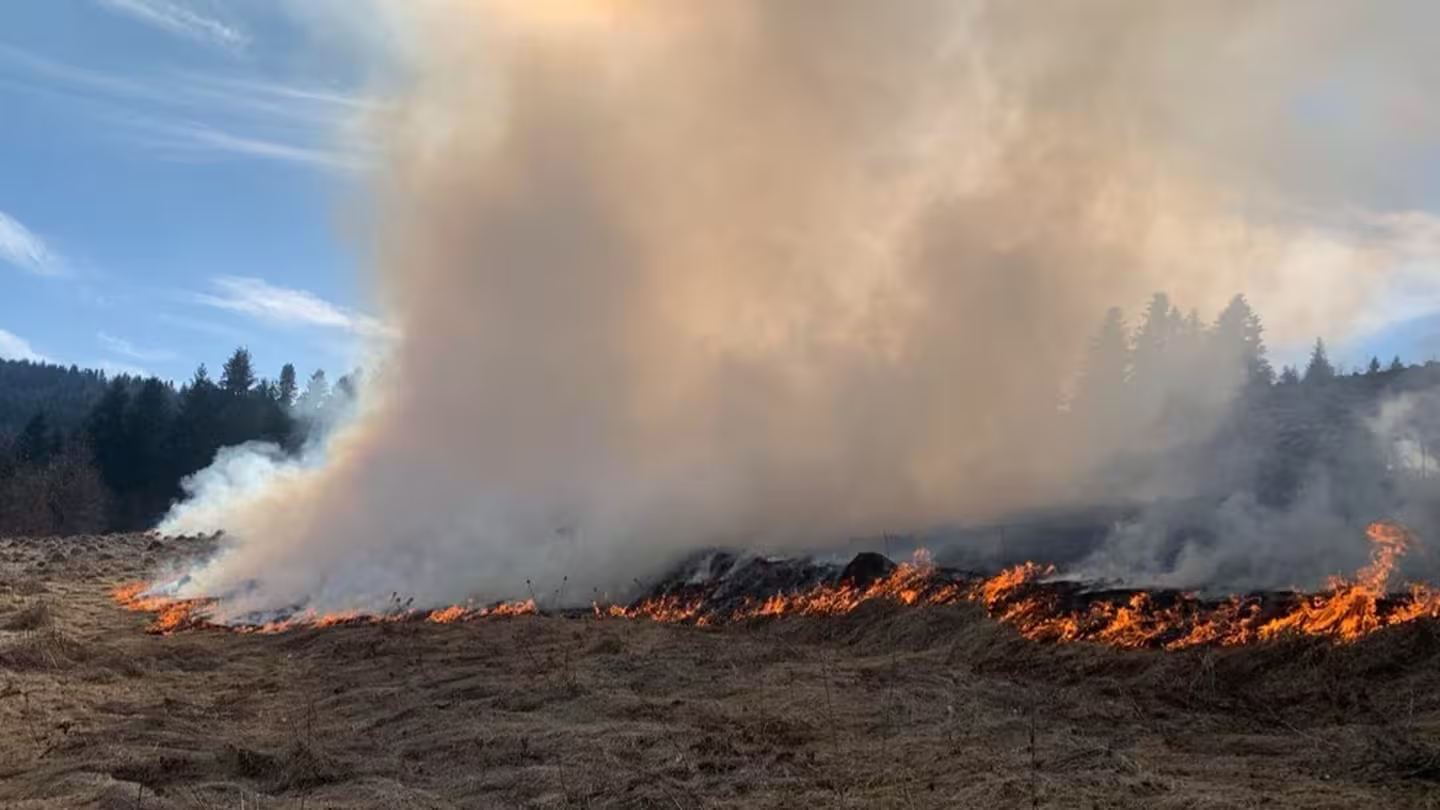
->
223;741;352;793
3;599;53;632
12;578;48;596
0;627;86;670
588;635;625;655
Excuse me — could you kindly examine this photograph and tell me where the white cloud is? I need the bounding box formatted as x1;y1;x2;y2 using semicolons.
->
0;44;374;173
0;329;50;363
98;331;179;363
0;210;61;276
156;312;249;341
154;123;371;172
96;0;248;52
193;276;388;336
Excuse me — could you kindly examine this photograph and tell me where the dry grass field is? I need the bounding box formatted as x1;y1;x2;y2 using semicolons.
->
3;533;1440;808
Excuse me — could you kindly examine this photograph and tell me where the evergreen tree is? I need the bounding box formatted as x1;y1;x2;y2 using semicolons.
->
335;371;360;401
1168;308;1208;380
123;378;175;524
1072;307;1131;456
1367;356;1383;375
1278;365;1300;385
15;412;55;468
1390;355;1406;373
170;365;221;478
220;347;256;398
1130;293;1177;392
85;379;132;518
1074;307;1129;410
296;369;329;417
0;433;14;481
1212;294;1274;387
254;378;293;447
277;363;298;408
216;349;264;447
1303;338;1335;383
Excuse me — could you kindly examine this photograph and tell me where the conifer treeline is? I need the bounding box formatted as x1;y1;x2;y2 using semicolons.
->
1071;293;1440;513
0;296;1436;537
0;349;355;535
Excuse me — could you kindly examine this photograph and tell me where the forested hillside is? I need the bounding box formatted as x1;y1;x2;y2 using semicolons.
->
0;349;356;535
0;294;1436;540
1071;294;1440;511
0;360;112;434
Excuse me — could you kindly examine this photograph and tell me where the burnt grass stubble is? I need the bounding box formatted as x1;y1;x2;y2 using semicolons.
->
0;534;1438;808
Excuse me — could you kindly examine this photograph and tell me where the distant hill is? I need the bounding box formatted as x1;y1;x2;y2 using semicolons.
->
0;359;114;434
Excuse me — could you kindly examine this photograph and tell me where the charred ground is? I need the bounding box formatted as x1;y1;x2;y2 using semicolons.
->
3;534;1440;808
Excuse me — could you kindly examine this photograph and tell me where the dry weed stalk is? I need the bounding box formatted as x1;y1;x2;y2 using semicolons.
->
1028;703;1039;809
820;650;846;802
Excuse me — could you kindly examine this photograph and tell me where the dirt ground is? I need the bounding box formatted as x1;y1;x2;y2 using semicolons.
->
2;534;1440;809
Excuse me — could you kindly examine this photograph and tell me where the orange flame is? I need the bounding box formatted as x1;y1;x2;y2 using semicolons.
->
115;522;1440;648
113;582;537;636
976;521;1438;648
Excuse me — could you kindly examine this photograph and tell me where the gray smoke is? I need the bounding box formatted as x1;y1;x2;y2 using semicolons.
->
162;1;1440;617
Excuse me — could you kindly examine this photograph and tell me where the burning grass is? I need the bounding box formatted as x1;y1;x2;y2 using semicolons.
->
10;531;1440;808
111;581;540;636
978;521;1440;649
113;521;1440;651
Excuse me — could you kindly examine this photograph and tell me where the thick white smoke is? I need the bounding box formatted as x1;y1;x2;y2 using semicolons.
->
163;1;1440;617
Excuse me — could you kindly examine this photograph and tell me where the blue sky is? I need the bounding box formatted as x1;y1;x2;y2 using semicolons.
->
0;1;1437;384
0;0;380;383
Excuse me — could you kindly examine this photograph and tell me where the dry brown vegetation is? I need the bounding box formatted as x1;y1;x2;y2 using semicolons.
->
2;534;1440;808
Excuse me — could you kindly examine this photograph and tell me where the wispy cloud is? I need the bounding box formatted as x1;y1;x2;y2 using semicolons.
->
0;329;50;362
193;276;388;336
157;312;249;342
148;122;371;171
0;210;61;276
0;44;375;173
98;331;179;363
95;0;248;52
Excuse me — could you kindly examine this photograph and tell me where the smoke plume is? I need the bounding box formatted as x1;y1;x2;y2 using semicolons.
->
164;1;1440;617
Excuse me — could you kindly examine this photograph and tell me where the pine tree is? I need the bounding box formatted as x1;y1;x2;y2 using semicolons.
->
220;348;256;398
1074;307;1130;409
331;370;364;417
1303;338;1335;383
1072;307;1131;455
254;377;294;447
1278;365;1300;385
1213;294;1274;387
277;363;298;408
335;371;360;400
124;378;175;523
1367;356;1383;375
85;379;132;521
1130;293;1177;393
296;369;330;416
171;365;221;476
1390;355;1406;373
15;412;54;468
1164;308;1206;382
